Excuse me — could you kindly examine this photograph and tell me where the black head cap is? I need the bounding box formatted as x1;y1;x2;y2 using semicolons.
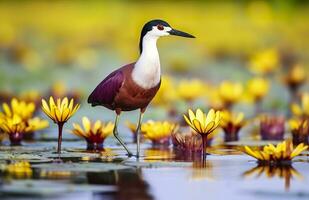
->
139;19;170;53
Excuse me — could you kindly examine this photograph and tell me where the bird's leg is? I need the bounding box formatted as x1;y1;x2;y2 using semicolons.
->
135;110;144;158
113;114;133;157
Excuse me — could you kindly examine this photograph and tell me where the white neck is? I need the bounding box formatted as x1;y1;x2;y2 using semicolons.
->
132;34;161;89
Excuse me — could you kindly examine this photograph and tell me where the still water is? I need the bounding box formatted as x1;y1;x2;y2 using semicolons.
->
0;139;308;200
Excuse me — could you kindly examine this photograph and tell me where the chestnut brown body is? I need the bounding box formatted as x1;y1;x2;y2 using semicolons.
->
88;63;161;112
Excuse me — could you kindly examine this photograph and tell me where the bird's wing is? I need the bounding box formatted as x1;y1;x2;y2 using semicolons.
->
87;69;124;107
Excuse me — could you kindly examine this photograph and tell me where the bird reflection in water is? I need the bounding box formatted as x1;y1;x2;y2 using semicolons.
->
91;169;153;200
242;165;303;191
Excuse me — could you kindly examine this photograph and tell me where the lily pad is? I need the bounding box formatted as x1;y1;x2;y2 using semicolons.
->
0;145;51;153
38;151;101;160
32;162;132;172
225;140;282;147
0;180;116;197
0;153;52;163
123;160;192;168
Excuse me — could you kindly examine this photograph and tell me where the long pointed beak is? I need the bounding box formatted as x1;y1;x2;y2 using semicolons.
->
168;28;195;38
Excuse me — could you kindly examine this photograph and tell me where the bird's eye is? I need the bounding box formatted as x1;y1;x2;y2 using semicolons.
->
157;24;164;31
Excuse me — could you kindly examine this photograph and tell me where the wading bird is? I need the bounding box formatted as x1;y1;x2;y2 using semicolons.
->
88;19;195;157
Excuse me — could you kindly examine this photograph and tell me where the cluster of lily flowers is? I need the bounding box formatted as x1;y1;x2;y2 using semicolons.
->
0;91;308;164
0;47;308;165
0;98;49;145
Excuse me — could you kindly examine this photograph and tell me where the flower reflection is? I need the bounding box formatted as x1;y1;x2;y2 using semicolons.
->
1;161;33;179
100;148;118;162
190;160;214;181
39;170;73;179
144;148;174;161
242;165;303;190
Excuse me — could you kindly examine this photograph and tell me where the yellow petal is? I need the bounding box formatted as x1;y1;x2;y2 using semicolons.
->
192;119;203;134
206;109;215;125
41;99;51;114
183;114;193;127
49;96;55;107
291;143;308;158
205;121;215;134
244;146;258;159
196;109;204;125
188;109;196;122
3;103;12;117
82;117;91;133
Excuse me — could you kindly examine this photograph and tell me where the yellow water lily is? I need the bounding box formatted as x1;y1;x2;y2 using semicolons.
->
0;114;26;136
291;93;309;118
72;117;114;150
0;109;48;145
42;96;80;123
0;114;26;145
247;77;269;102
218;81;243;108
177;79;205;102
184;109;221;136
243;141;308;164
141;120;178;145
220;110;245;142
284;64;306;90
26;117;49;133
249;48;279;75
125;121;144;143
289;119;309;134
184;108;221;155
19;90;41;104
125;121;137;134
1;98;35;121
41;96;80;155
289;119;309;145
152;76;178;106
